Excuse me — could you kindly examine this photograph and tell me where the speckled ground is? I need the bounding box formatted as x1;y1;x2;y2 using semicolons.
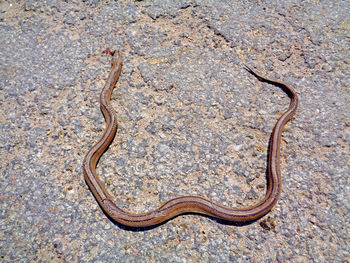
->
0;0;349;262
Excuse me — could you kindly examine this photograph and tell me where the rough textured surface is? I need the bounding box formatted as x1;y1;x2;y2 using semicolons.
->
1;0;349;262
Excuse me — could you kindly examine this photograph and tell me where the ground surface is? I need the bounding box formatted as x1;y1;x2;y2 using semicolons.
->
0;0;349;262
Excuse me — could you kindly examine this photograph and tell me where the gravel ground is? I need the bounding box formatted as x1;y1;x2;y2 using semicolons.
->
1;0;349;262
